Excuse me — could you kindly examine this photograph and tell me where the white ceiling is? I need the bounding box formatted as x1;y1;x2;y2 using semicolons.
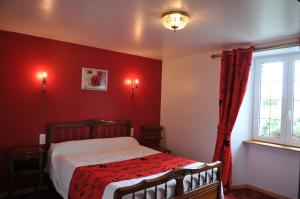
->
0;0;299;60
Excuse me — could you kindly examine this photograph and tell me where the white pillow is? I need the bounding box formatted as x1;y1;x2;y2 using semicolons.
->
49;137;139;157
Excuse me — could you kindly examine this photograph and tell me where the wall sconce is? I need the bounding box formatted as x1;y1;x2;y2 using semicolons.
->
126;78;139;97
42;72;47;89
38;71;47;90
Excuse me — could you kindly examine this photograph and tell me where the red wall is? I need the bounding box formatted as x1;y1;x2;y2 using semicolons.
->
0;30;162;192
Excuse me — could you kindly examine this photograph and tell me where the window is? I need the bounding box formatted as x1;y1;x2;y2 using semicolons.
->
253;51;300;147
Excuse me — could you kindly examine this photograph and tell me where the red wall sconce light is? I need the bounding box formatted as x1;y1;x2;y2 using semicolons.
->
37;71;48;90
126;78;139;97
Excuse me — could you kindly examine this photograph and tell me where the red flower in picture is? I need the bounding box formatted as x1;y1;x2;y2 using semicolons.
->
90;74;101;87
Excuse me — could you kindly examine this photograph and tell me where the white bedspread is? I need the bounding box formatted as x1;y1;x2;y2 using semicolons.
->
46;137;223;199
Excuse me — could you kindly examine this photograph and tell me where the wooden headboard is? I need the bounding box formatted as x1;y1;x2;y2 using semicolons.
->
46;119;131;149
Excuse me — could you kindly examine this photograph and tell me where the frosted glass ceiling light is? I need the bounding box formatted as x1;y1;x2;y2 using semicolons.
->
161;11;189;32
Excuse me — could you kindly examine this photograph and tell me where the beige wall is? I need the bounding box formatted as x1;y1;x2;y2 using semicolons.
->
161;52;220;163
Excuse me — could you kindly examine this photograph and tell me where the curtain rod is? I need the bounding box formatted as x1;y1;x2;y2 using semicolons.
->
210;41;300;59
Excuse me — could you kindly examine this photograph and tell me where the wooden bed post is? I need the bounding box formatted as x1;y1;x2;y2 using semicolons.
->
217;162;222;199
175;171;185;197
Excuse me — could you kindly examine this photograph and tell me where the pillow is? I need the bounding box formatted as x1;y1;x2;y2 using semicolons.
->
49;137;139;157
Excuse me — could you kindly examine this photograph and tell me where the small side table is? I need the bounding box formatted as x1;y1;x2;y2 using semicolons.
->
141;125;163;147
7;146;44;198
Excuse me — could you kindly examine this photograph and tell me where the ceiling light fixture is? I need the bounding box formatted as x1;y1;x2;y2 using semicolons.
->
161;11;189;32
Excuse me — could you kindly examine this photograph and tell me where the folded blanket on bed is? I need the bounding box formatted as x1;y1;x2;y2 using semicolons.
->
68;153;196;199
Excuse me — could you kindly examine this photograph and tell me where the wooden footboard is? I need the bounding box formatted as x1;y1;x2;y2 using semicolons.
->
114;161;222;199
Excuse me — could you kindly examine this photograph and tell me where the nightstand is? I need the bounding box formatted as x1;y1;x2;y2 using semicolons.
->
7;146;44;198
141;125;164;148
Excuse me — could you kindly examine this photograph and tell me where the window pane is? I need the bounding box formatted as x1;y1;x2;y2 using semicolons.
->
259;119;270;137
258;62;283;138
295;60;300;80
269;119;281;137
292;101;300;138
293;121;300;138
292;60;300;138
260;81;271;98
270;82;283;99
260;98;270;118
260;99;282;119
294;82;300;100
270;99;282;119
261;62;283;81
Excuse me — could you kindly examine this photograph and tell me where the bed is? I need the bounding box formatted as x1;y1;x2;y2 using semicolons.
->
45;119;223;199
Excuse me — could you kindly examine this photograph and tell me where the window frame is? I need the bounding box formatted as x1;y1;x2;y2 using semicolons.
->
252;52;300;147
286;54;300;147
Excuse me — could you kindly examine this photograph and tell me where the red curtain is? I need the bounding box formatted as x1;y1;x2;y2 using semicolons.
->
213;47;254;191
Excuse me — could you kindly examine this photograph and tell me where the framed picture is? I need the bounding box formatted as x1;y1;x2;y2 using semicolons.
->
81;67;108;91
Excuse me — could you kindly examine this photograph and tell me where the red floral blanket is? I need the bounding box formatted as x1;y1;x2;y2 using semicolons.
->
68;153;196;199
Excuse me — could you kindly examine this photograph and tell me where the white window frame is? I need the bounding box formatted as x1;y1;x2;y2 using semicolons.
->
252;52;300;147
286;54;300;147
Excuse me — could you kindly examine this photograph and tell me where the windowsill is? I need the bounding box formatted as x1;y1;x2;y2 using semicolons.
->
244;140;300;152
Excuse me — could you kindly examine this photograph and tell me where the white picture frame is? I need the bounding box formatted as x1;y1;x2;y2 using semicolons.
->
81;67;108;91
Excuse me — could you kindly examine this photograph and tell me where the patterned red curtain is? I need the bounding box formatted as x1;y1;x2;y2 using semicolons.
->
213;47;254;192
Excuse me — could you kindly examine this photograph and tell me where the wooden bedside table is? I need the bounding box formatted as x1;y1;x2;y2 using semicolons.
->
141;125;164;147
7;146;44;198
